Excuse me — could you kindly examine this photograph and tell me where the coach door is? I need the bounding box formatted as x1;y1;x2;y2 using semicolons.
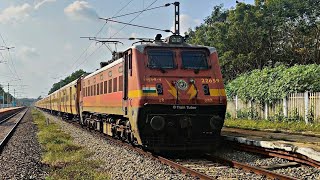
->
123;49;132;116
69;87;73;114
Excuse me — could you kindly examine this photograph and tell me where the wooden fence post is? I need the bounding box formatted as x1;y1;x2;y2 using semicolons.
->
235;95;238;118
283;96;288;117
304;91;309;124
264;102;268;120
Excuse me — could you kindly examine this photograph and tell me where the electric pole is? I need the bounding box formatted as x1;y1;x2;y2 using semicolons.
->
7;83;9;107
13;89;15;107
2;91;4;108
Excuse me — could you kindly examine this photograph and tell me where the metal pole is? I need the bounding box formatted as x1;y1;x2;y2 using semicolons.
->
7;83;9;108
13;89;15;107
2;91;4;108
174;2;180;35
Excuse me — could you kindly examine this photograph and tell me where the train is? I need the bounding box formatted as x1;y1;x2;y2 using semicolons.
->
35;34;227;152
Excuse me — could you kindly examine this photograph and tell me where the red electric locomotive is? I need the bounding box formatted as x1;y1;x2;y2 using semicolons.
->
36;2;227;152
79;34;226;151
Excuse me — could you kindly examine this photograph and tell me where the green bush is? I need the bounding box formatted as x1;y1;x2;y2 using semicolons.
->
226;64;320;104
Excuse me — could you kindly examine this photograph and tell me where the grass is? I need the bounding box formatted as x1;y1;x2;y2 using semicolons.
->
32;109;109;180
224;118;320;134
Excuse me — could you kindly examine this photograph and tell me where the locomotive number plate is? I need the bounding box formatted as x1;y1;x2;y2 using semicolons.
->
173;105;197;110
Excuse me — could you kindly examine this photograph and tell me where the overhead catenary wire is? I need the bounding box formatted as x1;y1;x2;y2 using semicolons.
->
108;0;159;39
103;3;171;20
100;19;172;33
0;33;20;81
74;0;160;70
66;0;135;75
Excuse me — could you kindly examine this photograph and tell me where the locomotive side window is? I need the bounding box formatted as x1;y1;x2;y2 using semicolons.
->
118;76;123;91
181;51;208;69
104;81;107;94
113;77;117;92
100;82;103;94
108;79;112;93
97;83;100;95
147;50;174;69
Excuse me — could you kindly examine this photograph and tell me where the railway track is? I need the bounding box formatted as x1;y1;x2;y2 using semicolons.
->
40;109;306;180
230;141;320;169
0;108;28;153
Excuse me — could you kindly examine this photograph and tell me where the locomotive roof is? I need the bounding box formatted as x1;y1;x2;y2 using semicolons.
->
49;79;78;95
84;58;123;80
132;41;217;54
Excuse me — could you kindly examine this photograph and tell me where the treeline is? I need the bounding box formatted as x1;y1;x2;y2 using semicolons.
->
226;64;320;103
48;69;87;94
187;0;320;82
0;85;13;104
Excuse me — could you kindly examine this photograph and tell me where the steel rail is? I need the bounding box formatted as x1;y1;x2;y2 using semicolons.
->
43;112;215;180
42;111;298;180
204;154;298;180
233;142;320;169
93;127;215;180
0;108;28;153
0;109;22;124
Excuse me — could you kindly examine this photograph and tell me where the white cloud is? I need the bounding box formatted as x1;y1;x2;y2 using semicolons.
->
0;3;33;24
17;46;39;60
35;0;57;10
64;1;99;21
64;43;73;51
171;14;201;34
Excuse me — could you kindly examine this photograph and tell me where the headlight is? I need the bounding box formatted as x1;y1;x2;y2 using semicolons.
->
150;116;165;131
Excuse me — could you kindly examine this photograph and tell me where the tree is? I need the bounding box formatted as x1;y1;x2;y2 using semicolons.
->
48;69;87;94
187;0;320;82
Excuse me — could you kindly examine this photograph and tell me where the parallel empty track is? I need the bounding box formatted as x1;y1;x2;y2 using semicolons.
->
0;108;28;153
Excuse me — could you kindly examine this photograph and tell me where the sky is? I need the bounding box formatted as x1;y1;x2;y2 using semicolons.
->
0;0;254;99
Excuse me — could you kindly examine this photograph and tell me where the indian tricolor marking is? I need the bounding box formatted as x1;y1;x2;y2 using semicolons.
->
142;86;157;94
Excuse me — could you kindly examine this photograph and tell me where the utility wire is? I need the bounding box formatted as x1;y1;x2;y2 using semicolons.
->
73;43;104;71
67;0;135;75
103;3;171;20
0;33;20;81
75;0;160;71
100;19;172;33
108;0;159;39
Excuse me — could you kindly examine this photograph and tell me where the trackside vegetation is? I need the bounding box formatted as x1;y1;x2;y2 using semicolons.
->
32;109;109;180
224;119;320;134
187;0;320;82
226;64;320;103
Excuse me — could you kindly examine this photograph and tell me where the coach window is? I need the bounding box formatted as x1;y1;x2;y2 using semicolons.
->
104;81;108;94
113;77;117;92
108;79;112;93
97;83;100;95
119;75;123;91
100;82;103;94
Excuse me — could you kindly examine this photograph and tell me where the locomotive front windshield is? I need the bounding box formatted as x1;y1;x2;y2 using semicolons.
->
148;50;174;69
181;51;208;69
